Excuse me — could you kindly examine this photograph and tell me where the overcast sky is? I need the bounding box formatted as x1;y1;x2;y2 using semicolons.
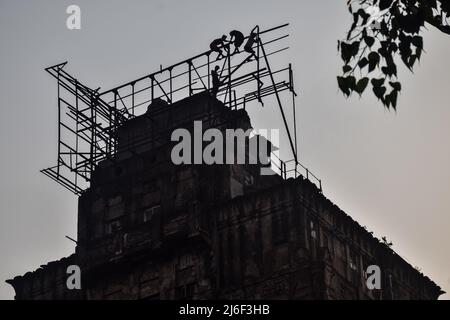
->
0;0;449;299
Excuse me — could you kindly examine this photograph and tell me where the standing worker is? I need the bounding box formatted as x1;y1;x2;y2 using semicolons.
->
211;66;221;97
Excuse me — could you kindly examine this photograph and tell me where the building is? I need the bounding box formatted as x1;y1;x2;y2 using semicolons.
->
6;92;444;300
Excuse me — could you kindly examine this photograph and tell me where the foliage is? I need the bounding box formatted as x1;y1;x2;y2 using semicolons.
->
338;0;450;109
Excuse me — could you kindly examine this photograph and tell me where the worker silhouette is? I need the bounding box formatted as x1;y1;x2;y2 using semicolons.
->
244;32;258;56
210;35;228;60
229;30;244;54
211;66;221;97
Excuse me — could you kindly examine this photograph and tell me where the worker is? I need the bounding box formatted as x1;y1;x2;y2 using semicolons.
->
211;66;221;97
209;35;228;60
230;30;244;54
244;32;258;55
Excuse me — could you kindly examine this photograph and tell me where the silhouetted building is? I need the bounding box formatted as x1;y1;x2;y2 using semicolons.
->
6;93;444;300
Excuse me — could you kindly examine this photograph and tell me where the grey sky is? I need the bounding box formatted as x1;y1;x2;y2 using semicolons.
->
0;0;449;299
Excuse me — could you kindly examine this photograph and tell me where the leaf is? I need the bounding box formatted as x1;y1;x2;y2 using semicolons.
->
350;41;360;57
357;8;370;25
364;36;375;48
373;85;387;100
416;46;423;60
389;81;402;91
347;76;357;91
388;42;398;53
358;57;369;69
337;76;357;96
343;65;352;73
411;36;423;50
381;63;397;78
409;54;417;68
355;77;369;96
340;41;361;63
337;76;351;96
371;78;385;87
385;89;398;110
340;42;352;63
368;52;380;72
399;35;412;69
390;89;398;110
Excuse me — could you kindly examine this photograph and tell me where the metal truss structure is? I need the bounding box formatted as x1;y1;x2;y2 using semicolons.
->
41;23;322;195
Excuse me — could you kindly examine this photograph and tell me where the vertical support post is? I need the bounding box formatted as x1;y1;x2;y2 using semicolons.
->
227;48;232;108
290;63;298;163
113;90;118;157
91;91;96;177
108;93;113;155
207;54;211;90
280;158;283;178
57;67;61;178
150;76;154;102
94;92;98;178
75;80;79;187
131;83;135;116
169;68;173;102
257;26;261;104
188;61;192;96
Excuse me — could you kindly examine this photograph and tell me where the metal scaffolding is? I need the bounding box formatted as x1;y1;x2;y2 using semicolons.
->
41;23;322;195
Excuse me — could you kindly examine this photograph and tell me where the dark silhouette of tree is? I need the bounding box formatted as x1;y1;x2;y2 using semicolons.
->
338;0;450;109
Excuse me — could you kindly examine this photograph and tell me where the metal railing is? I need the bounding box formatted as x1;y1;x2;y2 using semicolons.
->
269;152;322;192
